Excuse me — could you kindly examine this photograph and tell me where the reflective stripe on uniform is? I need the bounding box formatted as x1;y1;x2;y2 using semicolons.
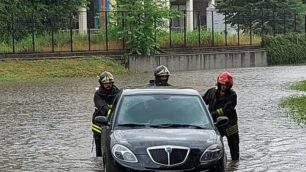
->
217;108;224;116
92;127;101;133
107;105;112;116
92;124;102;133
226;124;238;136
107;109;111;116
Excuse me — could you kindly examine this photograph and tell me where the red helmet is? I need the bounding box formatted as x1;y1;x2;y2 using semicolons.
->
217;71;233;87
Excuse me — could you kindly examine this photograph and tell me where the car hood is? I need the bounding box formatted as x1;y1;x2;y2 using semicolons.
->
112;128;218;154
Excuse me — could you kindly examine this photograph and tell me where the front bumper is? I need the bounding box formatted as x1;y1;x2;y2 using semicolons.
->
113;154;222;171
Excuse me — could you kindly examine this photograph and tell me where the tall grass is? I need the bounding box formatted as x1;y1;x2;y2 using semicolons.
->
157;29;261;48
290;81;306;91
0;27;261;53
0;56;128;82
281;81;306;124
262;33;306;65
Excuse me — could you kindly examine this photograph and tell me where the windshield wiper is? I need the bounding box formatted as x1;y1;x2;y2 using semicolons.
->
150;124;207;129
117;123;149;128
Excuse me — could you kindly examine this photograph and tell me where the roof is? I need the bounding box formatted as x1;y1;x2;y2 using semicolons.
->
121;87;200;96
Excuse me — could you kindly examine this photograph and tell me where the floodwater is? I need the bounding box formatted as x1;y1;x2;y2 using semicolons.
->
1;65;306;172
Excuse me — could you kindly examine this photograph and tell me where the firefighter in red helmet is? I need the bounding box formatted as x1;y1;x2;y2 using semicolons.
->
202;71;239;160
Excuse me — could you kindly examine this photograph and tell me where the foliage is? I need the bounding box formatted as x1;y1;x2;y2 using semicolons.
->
0;0;88;41
113;0;180;55
216;0;306;34
281;80;306;124
290;81;306;91
281;96;306;124
262;33;306;65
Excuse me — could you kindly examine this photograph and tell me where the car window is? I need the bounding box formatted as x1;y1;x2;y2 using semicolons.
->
108;91;122;122
115;94;212;128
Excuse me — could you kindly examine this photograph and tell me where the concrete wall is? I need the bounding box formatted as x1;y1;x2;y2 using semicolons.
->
128;49;267;73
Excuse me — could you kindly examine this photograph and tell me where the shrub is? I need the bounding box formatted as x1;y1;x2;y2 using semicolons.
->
262;33;306;65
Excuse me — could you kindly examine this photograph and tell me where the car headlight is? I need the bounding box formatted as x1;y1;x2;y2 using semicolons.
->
112;144;138;163
200;144;223;162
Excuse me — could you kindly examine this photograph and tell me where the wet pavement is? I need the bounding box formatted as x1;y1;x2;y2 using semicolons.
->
1;65;306;172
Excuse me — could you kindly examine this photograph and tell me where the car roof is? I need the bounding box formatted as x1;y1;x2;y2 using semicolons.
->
121;86;200;96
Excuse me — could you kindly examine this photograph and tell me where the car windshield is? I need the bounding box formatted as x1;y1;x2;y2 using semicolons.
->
115;94;212;129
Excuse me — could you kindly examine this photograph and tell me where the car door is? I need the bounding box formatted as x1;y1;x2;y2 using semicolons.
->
101;90;122;156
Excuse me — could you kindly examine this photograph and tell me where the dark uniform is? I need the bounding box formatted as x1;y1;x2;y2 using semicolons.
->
148;65;171;86
92;71;119;157
148;80;171;86
202;72;239;160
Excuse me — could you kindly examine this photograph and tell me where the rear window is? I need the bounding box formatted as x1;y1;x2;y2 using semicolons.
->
115;94;212;128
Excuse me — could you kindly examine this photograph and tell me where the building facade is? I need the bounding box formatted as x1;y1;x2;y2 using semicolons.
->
81;0;225;32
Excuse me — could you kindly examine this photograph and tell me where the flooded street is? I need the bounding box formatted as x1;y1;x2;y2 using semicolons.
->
1;65;306;171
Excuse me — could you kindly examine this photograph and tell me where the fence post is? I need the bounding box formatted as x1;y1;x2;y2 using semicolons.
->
122;11;125;50
273;10;276;36
198;11;201;47
51;18;54;53
32;7;35;53
211;11;214;47
261;9;264;36
225;13;227;46
70;13;73;52
169;18;172;48
184;10;187;48
154;16;157;48
305;15;306;35
105;11;109;51
283;11;286;33
237;12;240;46
51;29;54;53
88;28;91;51
294;13;297;32
11;12;15;53
250;9;253;45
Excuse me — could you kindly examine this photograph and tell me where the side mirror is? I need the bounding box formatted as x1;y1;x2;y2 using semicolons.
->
94;116;109;126
214;116;229;128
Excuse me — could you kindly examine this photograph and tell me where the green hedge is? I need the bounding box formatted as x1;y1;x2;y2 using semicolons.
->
262;33;306;65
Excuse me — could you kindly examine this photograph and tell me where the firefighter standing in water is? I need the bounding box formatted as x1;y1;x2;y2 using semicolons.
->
148;65;171;86
92;71;119;157
202;71;240;160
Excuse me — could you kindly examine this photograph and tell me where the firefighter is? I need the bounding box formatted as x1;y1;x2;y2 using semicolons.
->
92;71;119;157
148;65;171;86
202;71;239;160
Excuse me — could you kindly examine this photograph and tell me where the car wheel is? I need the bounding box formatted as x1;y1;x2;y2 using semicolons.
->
209;153;226;172
104;157;123;172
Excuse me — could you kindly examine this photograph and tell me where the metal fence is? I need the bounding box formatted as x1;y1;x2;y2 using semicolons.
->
0;9;306;54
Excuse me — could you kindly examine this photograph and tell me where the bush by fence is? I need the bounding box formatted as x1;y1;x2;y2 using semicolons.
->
262;33;306;65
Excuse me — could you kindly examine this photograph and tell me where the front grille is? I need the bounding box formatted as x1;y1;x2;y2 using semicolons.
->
147;146;190;166
170;148;189;165
148;149;168;164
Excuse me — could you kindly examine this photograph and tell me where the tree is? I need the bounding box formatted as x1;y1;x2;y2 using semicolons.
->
216;0;306;34
0;0;88;41
113;0;179;56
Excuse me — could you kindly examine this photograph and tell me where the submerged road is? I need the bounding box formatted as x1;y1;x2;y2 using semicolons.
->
0;65;306;171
